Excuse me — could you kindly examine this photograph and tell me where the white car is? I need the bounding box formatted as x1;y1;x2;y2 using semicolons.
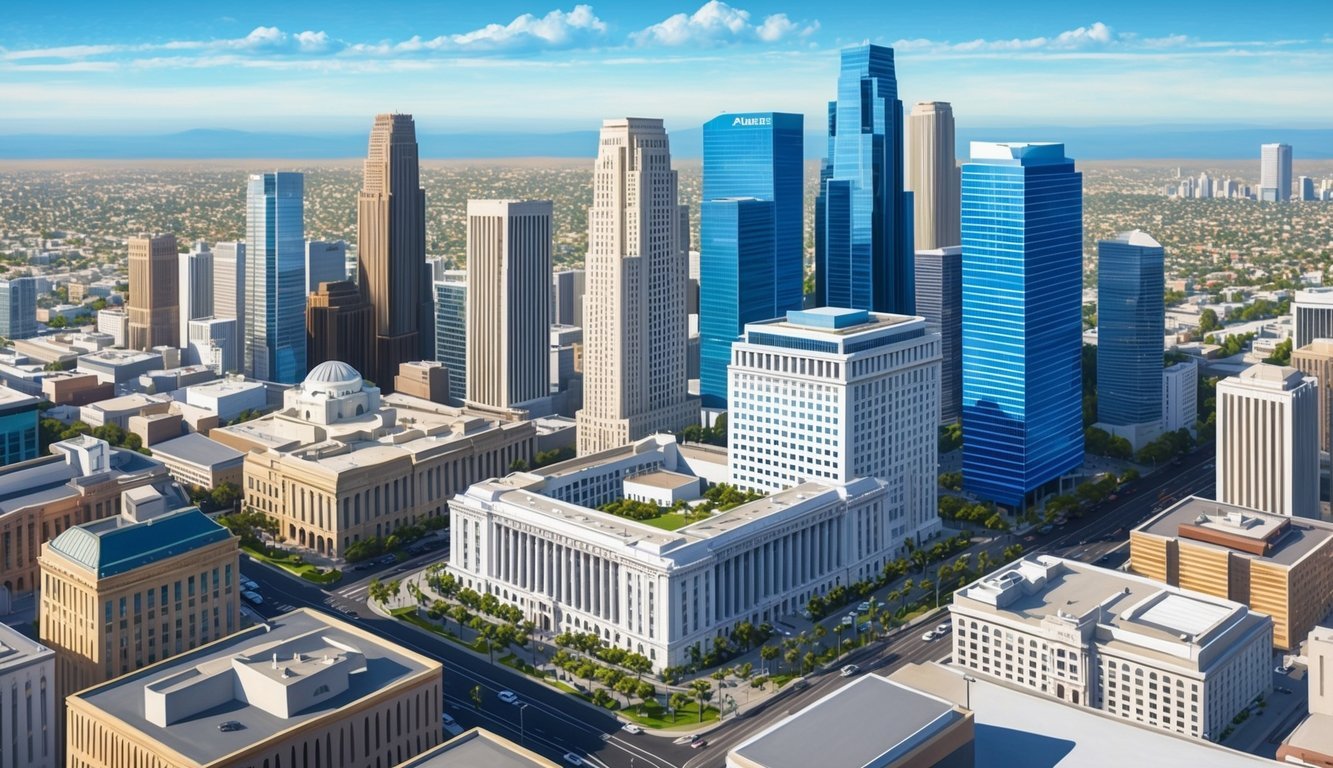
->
840;615;854;626
922;630;938;642
440;713;463;737
622;723;643;734
563;752;585;766
935;622;952;635
840;664;860;677
497;690;519;705
242;590;263;606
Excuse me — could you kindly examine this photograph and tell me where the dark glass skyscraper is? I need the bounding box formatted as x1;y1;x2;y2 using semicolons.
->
244;172;306;384
814;44;914;315
699;112;803;408
1096;232;1165;441
961;143;1083;508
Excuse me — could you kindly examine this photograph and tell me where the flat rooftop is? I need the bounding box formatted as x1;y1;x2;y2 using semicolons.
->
0;620;52;674
1135;496;1333;567
890;663;1274;768
0;445;161;517
730;674;963;768
756;309;916;338
625;470;698;491
0;384;40;410
72;609;440;766
1282;712;1333;760
397;729;558;767
151;433;245;468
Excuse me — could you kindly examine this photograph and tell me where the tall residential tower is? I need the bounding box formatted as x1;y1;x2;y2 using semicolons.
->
126;233;179;350
576;118;698;454
1260;143;1293;202
357;113;431;391
814;44;915;315
907;101;960;251
699;112;804;408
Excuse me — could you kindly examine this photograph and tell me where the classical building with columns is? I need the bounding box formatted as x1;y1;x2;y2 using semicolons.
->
449;435;900;669
211;361;535;559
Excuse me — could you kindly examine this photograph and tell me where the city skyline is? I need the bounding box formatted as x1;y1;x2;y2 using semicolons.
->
2;2;1331;134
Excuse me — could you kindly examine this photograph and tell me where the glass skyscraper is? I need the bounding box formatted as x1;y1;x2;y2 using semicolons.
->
814;44;914;315
0;277;37;340
244;172;306;384
434;272;467;404
1096;232;1165;443
961;143;1083;508
699;112;803;408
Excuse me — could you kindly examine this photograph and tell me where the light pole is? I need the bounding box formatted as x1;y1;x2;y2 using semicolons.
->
518;702;529;746
963;675;977;710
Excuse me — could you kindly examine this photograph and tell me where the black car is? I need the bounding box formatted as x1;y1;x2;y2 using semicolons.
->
218;721;244;732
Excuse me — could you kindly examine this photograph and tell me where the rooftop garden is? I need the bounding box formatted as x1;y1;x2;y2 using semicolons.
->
597;483;765;530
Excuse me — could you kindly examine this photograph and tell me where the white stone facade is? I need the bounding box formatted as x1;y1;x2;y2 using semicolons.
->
1216;364;1319;518
0;621;56;768
1162;360;1198;434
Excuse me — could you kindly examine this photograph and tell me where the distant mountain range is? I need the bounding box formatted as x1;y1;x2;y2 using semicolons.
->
1;126;1329;160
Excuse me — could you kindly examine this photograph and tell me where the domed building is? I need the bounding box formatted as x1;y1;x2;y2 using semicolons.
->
283;360;382;426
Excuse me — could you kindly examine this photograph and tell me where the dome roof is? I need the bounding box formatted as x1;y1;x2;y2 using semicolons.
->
305;361;361;386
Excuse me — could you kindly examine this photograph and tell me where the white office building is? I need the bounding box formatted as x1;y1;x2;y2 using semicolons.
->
185;317;239;375
178;244;214;347
211;241;245;323
951;555;1272;741
1293;287;1333;349
1162;360;1198;434
1260;143;1293;202
449;435;898;669
465;200;552;412
0;621;55;768
727;307;941;546
95;308;128;348
1216;364;1319;518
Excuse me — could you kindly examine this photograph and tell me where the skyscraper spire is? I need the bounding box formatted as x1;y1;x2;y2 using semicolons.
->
357;113;429;389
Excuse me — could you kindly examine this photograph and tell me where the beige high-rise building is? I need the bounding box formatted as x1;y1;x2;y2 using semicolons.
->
127;233;180;350
466;200;552;411
211;242;244;322
39;499;240;756
1216;364;1319;518
907;102;960;251
576;118;698;455
64;608;443;768
358;113;430;392
1292;339;1333;455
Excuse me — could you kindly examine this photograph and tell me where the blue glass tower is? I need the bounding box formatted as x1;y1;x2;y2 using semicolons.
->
814;44;914;315
0;277;37;340
244;172;306;384
961;143;1083;508
434;273;467;404
1096;232;1165;432
699;112;803;408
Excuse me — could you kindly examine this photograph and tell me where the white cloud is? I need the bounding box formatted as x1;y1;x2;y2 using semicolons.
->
633;1;817;47
895;21;1121;54
351;5;607;54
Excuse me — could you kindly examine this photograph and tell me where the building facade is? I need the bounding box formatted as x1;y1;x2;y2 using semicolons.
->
450;435;897;669
306;280;375;378
186;317;239;375
1162;360;1199;434
551;269;585;328
149;433;245;491
699;112;804;409
358;114;432;390
814;43;915;315
951;555;1272;740
1096;231;1166;450
305;239;348;292
0;277;37;341
914;247;962;424
465;200;552;411
1292;339;1333;455
727;308;941;547
127;233;180;351
178;245;214;347
961;143;1084;508
907;101;960;251
0;385;39;467
0;620;55;768
1293;288;1333;349
245;172;306;384
0;437;169;595
576;118;697;454
1216;364;1319;518
210;361;534;559
64;609;443;768
1131;496;1333;651
434;272;467;404
1260;143;1292;202
39;502;240;744
211;242;245;324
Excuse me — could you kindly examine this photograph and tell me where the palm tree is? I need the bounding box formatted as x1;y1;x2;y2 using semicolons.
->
812;624;827;654
689;680;713;722
669;692;690;723
760;644;779;675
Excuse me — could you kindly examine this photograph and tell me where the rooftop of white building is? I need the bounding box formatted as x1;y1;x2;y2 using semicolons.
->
0;620;53;674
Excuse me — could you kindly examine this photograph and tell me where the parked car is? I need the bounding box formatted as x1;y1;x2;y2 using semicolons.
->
218;721;243;732
840;664;860;677
789;677;809;691
840;615;854;626
935;622;951;635
857;601;871;612
497;690;520;705
922;630;938;642
441;714;463;737
242;590;263;606
241;578;259;591
622;723;643;734
563;752;585;765
1038;525;1054;535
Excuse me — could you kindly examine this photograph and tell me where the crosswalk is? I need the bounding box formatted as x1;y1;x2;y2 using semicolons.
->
338;584;370;600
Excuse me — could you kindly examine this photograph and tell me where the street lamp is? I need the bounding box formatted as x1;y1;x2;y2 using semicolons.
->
963;675;977;710
517;702;529;746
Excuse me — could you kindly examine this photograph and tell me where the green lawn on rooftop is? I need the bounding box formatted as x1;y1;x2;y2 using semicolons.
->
635;513;696;531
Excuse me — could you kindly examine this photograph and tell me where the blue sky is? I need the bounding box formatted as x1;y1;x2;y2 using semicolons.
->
2;0;1331;134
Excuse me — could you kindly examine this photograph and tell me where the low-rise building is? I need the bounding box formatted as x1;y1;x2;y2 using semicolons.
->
0;436;169;595
727;674;974;768
0;619;56;768
1130;496;1333;650
150;433;245;491
182;375;266;422
79;392;171;430
950;555;1271;740
0;384;40;467
65;608;444;768
395;361;450;405
140;364;217;394
39;498;240;750
1277;625;1333;766
450;434;897;669
95;308;128;348
41;371;113;407
77;348;163;385
396;729;558;767
211;361;534;559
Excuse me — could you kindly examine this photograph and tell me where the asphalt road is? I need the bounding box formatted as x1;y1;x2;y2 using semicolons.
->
239;448;1218;768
